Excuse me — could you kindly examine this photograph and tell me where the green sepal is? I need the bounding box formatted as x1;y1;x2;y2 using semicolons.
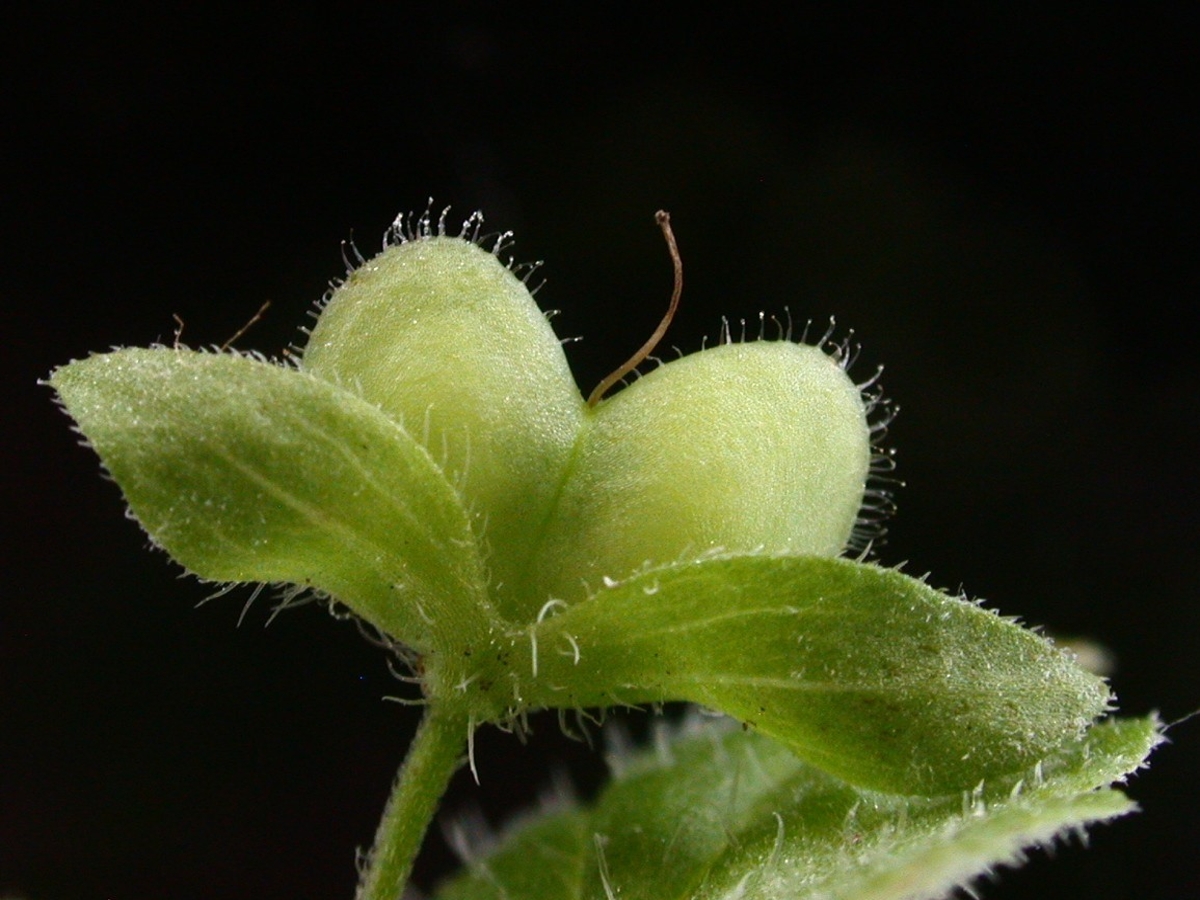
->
497;556;1112;796
433;714;1159;900
49;348;494;651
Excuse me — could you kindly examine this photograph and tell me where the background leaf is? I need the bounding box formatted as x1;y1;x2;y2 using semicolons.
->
50;348;494;651
434;714;1159;900
516;556;1111;795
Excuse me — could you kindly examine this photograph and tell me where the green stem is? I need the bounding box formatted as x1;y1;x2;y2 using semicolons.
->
356;702;469;900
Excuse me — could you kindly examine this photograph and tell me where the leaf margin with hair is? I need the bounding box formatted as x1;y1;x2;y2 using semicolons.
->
47;347;496;652
474;555;1113;796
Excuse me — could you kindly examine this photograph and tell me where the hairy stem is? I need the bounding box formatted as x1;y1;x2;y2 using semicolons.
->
356;702;469;900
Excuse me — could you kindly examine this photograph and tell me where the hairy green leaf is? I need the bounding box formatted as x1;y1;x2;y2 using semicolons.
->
501;556;1111;795
49;348;492;650
434;714;1159;900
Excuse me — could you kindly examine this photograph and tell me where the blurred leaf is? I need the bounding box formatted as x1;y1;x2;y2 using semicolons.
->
435;714;1159;900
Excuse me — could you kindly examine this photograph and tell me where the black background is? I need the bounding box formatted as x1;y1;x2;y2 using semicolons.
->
3;4;1197;898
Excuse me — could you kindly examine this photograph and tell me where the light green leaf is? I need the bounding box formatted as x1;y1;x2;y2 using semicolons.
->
434;714;1159;900
500;556;1110;796
49;348;493;651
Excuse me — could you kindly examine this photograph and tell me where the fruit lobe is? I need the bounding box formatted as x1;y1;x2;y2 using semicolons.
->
520;340;871;604
303;236;586;621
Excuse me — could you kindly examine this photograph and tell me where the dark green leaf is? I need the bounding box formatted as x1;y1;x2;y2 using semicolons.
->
514;556;1111;795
